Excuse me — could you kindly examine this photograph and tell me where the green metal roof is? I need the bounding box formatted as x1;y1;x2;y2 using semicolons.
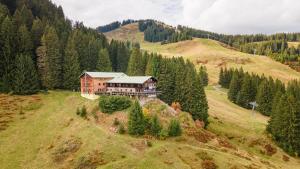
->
107;76;156;84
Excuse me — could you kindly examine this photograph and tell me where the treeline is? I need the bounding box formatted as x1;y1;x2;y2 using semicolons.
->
97;19;136;33
138;20;192;44
219;67;300;155
0;0;135;94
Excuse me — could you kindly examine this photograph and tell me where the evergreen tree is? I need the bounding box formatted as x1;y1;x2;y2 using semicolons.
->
0;16;16;92
127;47;144;76
128;100;145;136
149;114;162;137
40;25;62;89
228;72;240;103
168;119;182;137
17;25;33;55
31;18;44;47
218;67;224;87
236;74;253;108
13;54;39;94
198;65;208;86
96;48;112;72
63;34;81;90
256;80;273;116
189;74;209;126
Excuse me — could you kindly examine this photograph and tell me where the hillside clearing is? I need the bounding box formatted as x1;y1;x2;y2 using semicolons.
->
105;24;300;84
0;90;299;169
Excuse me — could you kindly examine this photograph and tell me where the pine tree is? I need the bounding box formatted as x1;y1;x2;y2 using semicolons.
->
236;74;253;108
198;65;208;86
63;34;81;90
228;72;240;103
256;80;273;116
96;48;112;72
128;100;145;136
127;47;144;76
189;74;209;126
168;119;182;137
149;114;162;137
13;54;39;94
40;25;62;89
17;25;33;55
31;18;44;47
218;67;224;87
0;16;17;92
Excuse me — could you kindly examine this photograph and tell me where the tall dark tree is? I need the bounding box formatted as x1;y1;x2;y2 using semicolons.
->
228;71;240;103
39;25;62;89
198;65;208;86
31;18;44;47
96;48;112;72
236;74;253;108
17;24;33;55
256;80;273;116
128;100;145;136
13;54;39;94
0;16;16;92
63;34;81;90
127;47;144;76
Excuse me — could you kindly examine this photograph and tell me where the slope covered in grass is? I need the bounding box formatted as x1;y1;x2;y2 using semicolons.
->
1;90;300;169
105;24;300;84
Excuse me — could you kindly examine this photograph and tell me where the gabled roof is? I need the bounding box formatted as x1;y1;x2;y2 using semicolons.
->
80;72;127;78
107;76;156;84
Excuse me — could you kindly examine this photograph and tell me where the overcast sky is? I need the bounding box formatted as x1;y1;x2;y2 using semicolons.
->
52;0;300;34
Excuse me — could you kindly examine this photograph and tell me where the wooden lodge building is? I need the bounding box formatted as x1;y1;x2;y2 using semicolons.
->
80;72;158;98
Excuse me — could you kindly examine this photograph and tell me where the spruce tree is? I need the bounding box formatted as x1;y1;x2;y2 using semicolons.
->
228;72;240;103
0;16;16;92
128;100;145;136
218;67;224;87
149;114;162;137
189;74;209;126
236;74;252;108
198;65;208;86
256;80;273;116
96;48;112;72
168;119;182;137
31;18;44;47
13;54;39;94
40;25;62;89
63;34;81;90
127;47;144;76
17;25;33;55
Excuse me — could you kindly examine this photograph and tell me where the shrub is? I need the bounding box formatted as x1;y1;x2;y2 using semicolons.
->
201;159;218;169
117;123;126;134
159;129;169;140
99;96;132;114
168;119;182;137
149;114;162;137
81;105;87;118
76;105;87;118
113;118;120;126
146;140;153;147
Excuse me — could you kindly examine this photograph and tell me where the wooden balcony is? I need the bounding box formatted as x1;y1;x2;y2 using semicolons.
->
94;90;161;97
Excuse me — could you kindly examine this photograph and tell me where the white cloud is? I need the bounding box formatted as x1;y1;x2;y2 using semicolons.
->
52;0;300;34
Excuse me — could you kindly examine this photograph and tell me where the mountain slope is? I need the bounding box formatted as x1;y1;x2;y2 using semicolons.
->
105;23;300;84
1;89;300;169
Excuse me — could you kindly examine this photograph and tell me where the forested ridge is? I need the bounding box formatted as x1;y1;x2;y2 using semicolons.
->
0;0;209;126
219;67;300;156
100;19;300;72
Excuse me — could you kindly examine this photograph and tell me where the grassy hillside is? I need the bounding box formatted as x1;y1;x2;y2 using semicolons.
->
105;24;300;84
1;90;300;169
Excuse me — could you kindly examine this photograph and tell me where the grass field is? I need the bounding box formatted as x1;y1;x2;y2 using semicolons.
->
0;89;300;169
105;24;300;84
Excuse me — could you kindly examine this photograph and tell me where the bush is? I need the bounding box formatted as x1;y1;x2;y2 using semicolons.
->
159;129;169;140
149;114;162;137
168;119;182;137
117;123;126;134
76;105;87;118
99;96;132;114
113;118;120;126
